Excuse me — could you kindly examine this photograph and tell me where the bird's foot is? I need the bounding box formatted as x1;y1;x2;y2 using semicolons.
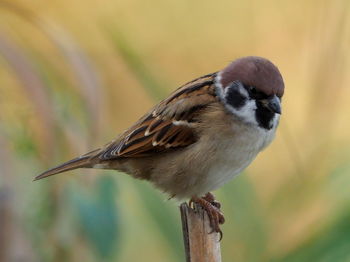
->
189;192;225;239
202;192;222;209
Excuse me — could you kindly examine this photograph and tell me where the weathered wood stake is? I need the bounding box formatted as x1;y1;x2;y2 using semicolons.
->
180;203;222;262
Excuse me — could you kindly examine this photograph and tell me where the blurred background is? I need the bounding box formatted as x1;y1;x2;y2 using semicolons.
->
1;0;350;261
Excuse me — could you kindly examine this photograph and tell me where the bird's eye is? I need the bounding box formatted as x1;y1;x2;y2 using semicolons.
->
247;86;267;100
249;86;257;94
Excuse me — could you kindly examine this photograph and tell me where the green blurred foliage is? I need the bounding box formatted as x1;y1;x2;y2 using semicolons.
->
1;0;350;261
70;176;120;260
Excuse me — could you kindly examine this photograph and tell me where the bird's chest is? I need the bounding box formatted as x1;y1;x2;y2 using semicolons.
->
197;125;276;193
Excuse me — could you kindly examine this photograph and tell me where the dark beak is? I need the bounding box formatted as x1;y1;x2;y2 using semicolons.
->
266;95;281;114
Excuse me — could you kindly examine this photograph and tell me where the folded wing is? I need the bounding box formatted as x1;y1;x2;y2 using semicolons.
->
99;73;217;159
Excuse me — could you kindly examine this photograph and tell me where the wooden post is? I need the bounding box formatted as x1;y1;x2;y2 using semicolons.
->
180;203;222;262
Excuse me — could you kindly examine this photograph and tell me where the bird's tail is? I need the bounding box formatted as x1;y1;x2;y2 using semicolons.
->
34;155;96;181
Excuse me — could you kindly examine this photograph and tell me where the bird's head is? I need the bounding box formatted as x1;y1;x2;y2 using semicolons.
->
215;56;284;130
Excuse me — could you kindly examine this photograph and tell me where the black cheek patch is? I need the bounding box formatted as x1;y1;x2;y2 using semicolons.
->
225;85;246;109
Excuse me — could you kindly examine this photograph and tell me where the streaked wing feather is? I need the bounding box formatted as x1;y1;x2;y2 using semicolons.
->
99;72;217;160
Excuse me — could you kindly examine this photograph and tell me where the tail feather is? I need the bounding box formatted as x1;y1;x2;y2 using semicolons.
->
34;155;94;181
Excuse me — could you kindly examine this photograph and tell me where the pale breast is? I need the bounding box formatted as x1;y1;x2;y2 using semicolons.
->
181;117;278;198
203;125;276;193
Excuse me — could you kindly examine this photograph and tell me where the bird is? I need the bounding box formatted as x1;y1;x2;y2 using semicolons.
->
35;56;284;235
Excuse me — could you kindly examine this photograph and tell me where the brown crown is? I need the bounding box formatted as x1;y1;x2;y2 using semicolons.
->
219;56;285;97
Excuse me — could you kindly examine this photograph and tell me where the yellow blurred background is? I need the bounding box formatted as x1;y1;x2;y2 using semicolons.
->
1;0;350;261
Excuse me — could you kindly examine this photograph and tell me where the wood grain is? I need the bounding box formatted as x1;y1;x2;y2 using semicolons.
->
180;203;222;262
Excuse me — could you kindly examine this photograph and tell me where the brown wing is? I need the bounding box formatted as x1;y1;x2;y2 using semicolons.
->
99;72;218;160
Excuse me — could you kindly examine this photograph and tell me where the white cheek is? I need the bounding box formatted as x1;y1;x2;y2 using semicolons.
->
215;73;258;125
227;99;258;126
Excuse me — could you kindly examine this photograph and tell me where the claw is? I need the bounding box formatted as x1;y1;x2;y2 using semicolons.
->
189;192;225;240
203;192;221;209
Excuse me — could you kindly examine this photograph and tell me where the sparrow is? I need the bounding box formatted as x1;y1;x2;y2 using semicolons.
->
35;56;284;235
